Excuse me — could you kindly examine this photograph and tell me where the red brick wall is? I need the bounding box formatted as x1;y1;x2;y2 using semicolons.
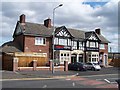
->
24;36;52;61
13;34;24;51
99;43;108;54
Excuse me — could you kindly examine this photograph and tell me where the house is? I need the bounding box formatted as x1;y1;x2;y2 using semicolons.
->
2;14;110;71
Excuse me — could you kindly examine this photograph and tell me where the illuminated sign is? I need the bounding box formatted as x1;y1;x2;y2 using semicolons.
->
55;45;71;50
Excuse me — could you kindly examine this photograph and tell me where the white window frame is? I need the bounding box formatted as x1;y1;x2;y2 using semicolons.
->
35;37;46;45
72;41;77;49
54;38;58;45
59;38;67;46
90;42;95;47
100;44;105;49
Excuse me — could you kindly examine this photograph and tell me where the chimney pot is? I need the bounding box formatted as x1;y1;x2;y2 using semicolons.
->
20;14;25;25
44;18;51;28
95;28;101;35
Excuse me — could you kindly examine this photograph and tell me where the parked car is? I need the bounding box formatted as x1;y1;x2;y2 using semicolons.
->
85;62;101;71
68;62;87;71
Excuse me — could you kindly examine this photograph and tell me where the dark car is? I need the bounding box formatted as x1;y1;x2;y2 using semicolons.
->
68;62;87;71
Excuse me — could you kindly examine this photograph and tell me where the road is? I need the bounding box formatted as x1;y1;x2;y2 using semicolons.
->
2;67;119;89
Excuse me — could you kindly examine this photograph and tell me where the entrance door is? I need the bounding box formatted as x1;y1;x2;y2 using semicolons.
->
78;54;83;62
71;54;77;63
104;54;107;66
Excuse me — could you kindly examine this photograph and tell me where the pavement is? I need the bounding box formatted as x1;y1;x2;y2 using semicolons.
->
1;70;77;80
1;66;119;80
1;67;119;89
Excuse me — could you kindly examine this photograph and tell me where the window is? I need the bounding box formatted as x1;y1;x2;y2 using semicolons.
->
90;42;95;47
100;44;105;49
59;38;67;45
87;41;89;47
88;54;99;62
96;42;98;47
54;38;58;44
72;41;77;49
68;39;71;46
35;37;46;45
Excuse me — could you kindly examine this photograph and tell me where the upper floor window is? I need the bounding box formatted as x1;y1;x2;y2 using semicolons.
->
79;42;84;50
72;41;77;49
90;42;95;47
59;38;67;46
54;38;58;45
35;37;46;45
100;44;105;49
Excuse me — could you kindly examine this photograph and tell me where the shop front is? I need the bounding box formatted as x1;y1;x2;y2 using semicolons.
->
71;50;84;63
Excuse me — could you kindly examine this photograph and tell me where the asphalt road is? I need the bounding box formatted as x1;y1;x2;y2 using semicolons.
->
72;67;119;76
2;79;92;88
2;67;119;89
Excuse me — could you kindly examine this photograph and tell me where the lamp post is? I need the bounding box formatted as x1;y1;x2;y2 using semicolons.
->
52;4;63;74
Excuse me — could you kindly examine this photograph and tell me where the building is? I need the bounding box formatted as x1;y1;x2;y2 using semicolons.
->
2;14;110;71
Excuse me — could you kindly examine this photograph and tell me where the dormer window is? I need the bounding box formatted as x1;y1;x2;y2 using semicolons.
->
35;37;46;45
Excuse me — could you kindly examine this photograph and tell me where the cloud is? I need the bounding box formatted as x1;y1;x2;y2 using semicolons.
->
1;0;118;52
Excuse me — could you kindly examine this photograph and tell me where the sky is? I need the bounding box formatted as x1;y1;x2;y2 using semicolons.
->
1;0;119;52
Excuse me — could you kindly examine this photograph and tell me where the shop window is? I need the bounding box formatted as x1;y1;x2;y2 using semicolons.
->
89;58;91;62
64;54;66;56
67;53;69;56
92;58;96;62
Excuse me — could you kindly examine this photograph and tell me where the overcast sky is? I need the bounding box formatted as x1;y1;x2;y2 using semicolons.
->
1;0;119;52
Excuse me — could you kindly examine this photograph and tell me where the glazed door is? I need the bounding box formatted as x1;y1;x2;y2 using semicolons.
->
78;54;83;62
71;54;77;63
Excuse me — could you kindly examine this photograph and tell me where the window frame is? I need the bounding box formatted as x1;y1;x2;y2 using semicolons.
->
35;37;46;45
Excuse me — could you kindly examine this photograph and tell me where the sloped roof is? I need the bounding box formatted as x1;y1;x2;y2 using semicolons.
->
15;21;110;43
22;22;53;37
96;34;110;43
2;41;22;53
68;28;85;39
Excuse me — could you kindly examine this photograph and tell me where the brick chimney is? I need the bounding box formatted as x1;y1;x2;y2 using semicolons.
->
95;28;101;35
44;18;51;28
19;14;25;25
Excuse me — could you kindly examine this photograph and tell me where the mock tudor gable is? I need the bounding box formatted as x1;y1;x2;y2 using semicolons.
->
55;26;72;38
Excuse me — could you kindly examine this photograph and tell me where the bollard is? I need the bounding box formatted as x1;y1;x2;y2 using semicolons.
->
49;60;53;71
64;61;68;71
33;60;37;71
13;57;19;72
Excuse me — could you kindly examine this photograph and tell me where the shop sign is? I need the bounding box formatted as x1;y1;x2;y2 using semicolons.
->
55;45;71;50
86;47;99;51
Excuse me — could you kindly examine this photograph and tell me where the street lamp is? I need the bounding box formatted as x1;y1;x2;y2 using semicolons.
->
52;4;63;74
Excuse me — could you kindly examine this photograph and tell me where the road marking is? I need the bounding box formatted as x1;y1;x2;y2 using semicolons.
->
72;82;75;87
1;78;56;81
42;85;47;88
96;78;118;81
104;79;111;83
66;79;71;80
79;74;118;78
